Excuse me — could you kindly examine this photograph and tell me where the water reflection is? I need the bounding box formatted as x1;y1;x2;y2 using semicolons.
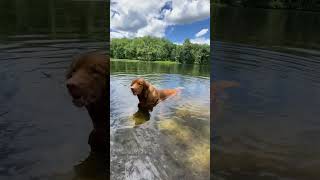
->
212;6;320;49
132;108;151;126
212;42;320;179
212;6;320;179
111;59;210;77
0;0;107;179
73;152;108;180
0;0;107;38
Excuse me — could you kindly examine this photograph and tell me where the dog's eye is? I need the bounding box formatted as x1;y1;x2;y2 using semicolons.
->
66;65;77;78
90;66;99;74
90;64;105;75
66;72;73;79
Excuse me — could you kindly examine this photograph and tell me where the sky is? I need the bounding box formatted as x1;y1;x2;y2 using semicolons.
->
110;0;210;45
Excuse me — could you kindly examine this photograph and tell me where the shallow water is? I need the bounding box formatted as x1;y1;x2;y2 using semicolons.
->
110;61;210;179
212;41;320;179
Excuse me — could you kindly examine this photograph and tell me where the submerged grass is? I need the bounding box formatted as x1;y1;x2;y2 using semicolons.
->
158;119;193;142
188;142;210;173
158;118;210;175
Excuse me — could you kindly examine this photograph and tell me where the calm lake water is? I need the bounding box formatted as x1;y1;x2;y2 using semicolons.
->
110;60;210;179
212;7;320;180
0;0;108;179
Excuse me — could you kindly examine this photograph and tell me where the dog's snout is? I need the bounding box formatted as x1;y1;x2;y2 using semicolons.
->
66;80;80;95
130;87;134;90
66;81;82;99
66;81;76;90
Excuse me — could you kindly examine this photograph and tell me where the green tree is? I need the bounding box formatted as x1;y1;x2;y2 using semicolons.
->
179;39;194;64
111;36;210;64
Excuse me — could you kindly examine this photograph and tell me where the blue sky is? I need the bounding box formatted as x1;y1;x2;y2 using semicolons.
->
166;18;210;44
111;0;210;45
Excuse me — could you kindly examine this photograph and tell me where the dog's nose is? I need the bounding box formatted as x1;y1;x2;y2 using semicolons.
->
66;81;82;99
66;80;78;92
130;87;134;91
66;82;74;90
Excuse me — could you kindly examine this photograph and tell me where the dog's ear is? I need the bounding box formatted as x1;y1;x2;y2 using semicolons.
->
131;79;137;86
91;54;109;76
66;55;80;79
90;63;107;76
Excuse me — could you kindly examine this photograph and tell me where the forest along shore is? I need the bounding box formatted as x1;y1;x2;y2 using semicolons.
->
111;36;210;65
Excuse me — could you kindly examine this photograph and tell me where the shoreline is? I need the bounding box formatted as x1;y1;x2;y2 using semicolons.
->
111;58;180;65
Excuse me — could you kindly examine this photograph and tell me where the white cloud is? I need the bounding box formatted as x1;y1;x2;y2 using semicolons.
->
110;31;126;39
190;37;210;45
195;28;208;37
173;41;183;45
110;30;136;39
136;18;167;38
111;0;167;38
164;0;210;24
111;0;210;39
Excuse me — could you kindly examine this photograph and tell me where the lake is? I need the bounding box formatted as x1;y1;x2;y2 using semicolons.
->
0;0;108;180
212;6;320;179
110;60;210;179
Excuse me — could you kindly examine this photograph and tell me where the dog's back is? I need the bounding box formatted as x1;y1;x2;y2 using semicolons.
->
158;88;181;101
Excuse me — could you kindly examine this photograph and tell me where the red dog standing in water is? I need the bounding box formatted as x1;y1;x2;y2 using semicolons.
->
66;51;108;153
130;78;180;111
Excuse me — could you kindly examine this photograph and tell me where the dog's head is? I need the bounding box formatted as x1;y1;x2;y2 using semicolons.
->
66;51;108;107
130;78;146;96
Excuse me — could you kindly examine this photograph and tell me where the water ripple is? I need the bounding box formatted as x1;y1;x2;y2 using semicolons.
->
213;41;320;179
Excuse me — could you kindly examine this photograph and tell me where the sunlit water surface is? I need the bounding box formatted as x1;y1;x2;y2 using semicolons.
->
110;60;210;180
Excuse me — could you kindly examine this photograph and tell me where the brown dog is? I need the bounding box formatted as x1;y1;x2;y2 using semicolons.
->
130;78;180;111
66;51;109;152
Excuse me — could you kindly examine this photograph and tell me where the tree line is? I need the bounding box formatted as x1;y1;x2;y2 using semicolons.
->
212;0;320;11
111;36;210;65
